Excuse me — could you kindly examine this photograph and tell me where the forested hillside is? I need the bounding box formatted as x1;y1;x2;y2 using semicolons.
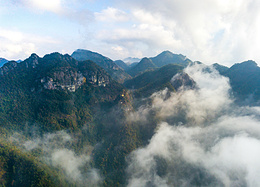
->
0;50;259;186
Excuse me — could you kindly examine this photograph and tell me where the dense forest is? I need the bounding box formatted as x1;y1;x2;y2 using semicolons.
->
0;50;260;186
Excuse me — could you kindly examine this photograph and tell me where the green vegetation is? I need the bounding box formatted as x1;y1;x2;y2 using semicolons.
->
223;60;260;102
114;60;129;71
0;50;260;186
71;49;131;83
0;141;68;187
150;50;192;67
126;57;156;77
0;52;140;186
124;64;184;97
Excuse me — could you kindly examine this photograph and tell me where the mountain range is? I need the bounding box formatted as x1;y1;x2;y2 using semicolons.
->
71;49;131;83
0;49;259;186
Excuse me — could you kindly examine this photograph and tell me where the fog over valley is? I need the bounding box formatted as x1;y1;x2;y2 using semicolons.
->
1;0;260;186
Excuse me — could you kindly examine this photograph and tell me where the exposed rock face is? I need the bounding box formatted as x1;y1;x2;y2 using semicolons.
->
81;69;109;87
40;70;84;92
0;52;111;93
171;72;196;91
37;59;110;92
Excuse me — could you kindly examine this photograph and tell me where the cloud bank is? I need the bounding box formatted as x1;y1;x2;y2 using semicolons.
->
126;64;260;186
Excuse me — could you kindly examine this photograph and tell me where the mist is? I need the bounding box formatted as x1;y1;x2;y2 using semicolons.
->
10;130;102;187
126;64;260;187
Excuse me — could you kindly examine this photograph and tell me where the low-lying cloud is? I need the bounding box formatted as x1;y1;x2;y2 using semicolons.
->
126;64;260;186
128;64;232;125
10;130;102;186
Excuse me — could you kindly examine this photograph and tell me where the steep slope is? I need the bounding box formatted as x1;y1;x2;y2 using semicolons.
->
71;49;131;83
223;60;260;103
114;60;129;70
124;64;187;97
0;141;69;187
150;50;192;67
0;52;125;131
0;52;140;186
127;57;157;77
0;58;8;67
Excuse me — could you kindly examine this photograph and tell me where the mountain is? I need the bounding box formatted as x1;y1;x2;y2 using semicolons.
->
71;49;131;83
123;51;192;77
0;52;140;186
223;60;260;103
124;64;188;97
150;50;192;67
126;57;157;77
0;52;126;130
1;49;260;186
0;140;68;187
0;58;8;67
129;62;138;68
114;60;129;70
123;57;141;64
212;63;229;74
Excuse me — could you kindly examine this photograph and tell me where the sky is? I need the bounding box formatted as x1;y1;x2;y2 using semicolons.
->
1;0;260;66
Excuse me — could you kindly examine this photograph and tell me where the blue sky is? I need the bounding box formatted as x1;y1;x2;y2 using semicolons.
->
0;0;260;66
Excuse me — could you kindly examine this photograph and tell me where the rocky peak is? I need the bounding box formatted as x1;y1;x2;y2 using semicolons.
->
23;53;40;69
151;51;191;67
171;72;197;91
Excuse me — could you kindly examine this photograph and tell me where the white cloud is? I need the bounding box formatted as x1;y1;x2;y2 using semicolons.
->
10;130;102;186
0;28;60;60
24;0;62;13
128;64;232;124
97;0;260;65
126;64;260;186
2;0;260;65
95;7;129;22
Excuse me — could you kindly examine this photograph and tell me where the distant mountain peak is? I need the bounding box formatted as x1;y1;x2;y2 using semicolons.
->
160;50;174;55
72;49;110;61
150;51;191;67
114;60;129;70
71;49;131;83
123;57;141;64
139;57;153;63
126;57;156;77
